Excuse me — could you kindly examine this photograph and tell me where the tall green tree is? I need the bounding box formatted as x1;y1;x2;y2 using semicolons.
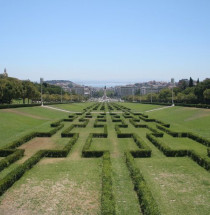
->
22;80;40;104
203;89;210;102
158;88;172;102
189;77;194;87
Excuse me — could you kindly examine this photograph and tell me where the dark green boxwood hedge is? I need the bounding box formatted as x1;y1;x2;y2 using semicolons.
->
101;152;115;215
0;149;24;172
125;152;160;215
146;133;210;171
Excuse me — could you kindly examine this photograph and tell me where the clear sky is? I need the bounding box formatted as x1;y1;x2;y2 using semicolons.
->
0;0;210;83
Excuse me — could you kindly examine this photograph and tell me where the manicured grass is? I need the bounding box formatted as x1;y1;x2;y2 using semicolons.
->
0;158;102;215
122;102;163;112
159;134;210;160
0;102;209;214
147;106;210;139
0;107;69;147
135;157;210;215
49;102;93;111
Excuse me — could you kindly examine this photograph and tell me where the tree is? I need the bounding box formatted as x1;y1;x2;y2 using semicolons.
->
195;78;210;103
203;89;210;101
0;78;22;103
158;88;172;102
0;79;6;103
179;80;188;90
22;80;40;104
189;77;194;87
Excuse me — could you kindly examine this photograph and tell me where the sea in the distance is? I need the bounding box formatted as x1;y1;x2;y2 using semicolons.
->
74;80;135;88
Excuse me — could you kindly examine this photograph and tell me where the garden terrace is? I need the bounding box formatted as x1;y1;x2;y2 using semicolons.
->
0;102;209;214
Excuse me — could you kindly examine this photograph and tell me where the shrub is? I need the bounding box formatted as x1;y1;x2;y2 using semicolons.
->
61;125;75;137
0;149;24;172
125;152;160;215
0;103;40;109
37;124;64;137
187;132;210;147
50;119;64;127
101;152;115;215
146;133;210;171
3;132;37;149
0;150;45;196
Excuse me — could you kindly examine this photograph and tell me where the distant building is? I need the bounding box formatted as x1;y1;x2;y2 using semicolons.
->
120;87;135;98
140;85;165;95
140;86;150;95
84;87;91;97
178;79;189;85
3;68;8;77
74;87;84;95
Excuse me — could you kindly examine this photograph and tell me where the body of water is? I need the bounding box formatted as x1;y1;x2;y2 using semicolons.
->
74;81;135;88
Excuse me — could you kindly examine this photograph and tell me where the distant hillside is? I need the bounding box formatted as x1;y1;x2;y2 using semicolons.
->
45;80;82;90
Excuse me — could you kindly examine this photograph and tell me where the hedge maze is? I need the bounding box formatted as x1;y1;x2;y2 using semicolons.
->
0;102;209;214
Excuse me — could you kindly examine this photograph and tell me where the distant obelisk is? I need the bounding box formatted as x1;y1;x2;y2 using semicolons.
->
103;86;107;100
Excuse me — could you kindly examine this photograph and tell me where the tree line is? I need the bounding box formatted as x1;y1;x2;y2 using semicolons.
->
0;73;85;104
125;78;210;104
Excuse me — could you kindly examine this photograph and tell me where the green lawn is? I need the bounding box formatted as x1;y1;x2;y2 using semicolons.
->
135;157;210;215
0;158;102;215
122;102;164;112
0;106;69;147
49;102;94;111
147;106;210;138
0;102;209;215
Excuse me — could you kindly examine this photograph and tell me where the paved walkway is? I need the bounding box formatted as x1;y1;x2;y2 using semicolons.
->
145;105;174;112
42;105;124;114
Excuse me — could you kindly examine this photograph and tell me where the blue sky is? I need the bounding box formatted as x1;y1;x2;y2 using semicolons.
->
0;0;210;83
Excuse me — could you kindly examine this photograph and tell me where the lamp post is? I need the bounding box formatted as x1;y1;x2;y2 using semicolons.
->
150;85;152;103
171;78;175;106
61;87;63;103
40;78;44;106
140;88;141;103
132;88;134;102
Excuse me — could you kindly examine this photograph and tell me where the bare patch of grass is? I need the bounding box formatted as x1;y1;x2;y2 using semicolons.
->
0;177;100;215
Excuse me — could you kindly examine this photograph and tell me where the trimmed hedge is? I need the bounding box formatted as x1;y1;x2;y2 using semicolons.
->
3;132;37;149
0;149;19;156
123;113;133;118
0;132;79;196
0;103;40;109
61;125;75;137
51;119;64;127
115;125;132;138
46;133;79;157
156;125;187;137
157;125;210;147
101;152;115;215
0;149;24;172
187;132;210;147
82;124;108;157
132;134;151;157
36;124;64;137
0;150;46;196
129;119;142;128
82;134;105;157
125;152;160;215
146;133;210;171
155;119;170;128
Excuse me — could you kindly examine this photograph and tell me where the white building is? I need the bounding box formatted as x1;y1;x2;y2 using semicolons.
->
74;87;84;95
